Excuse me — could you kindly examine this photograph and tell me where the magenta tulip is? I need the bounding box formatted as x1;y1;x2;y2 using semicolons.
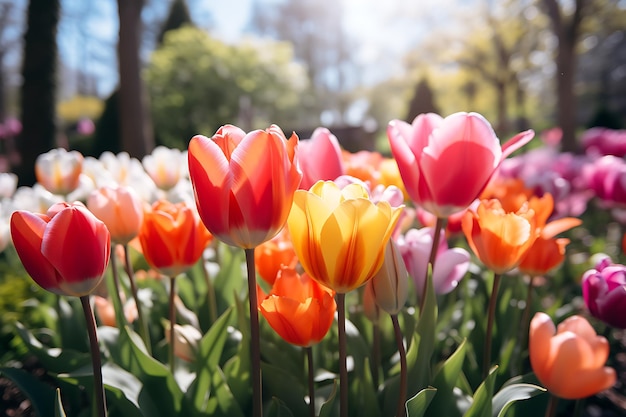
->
582;256;626;329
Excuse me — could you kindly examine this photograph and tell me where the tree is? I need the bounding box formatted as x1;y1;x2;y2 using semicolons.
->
540;0;588;152
15;0;59;187
156;0;192;46
405;77;439;122
145;27;309;148
117;0;154;158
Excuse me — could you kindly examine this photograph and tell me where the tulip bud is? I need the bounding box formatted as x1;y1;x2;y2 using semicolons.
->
362;281;380;323
369;239;408;315
165;323;203;362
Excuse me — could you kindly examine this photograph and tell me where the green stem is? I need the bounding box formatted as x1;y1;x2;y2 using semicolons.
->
337;292;348;417
306;346;316;417
483;273;502;378
391;314;407;417
124;244;151;355
544;394;559;417
572;398;584;417
371;315;381;388
514;275;535;375
420;217;445;312
200;252;218;325
108;246;126;328
80;296;107;417
245;248;263;417
169;276;176;376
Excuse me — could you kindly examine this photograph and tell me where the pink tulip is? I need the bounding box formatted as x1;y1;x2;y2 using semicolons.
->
298;128;345;190
387;112;534;218
397;227;470;297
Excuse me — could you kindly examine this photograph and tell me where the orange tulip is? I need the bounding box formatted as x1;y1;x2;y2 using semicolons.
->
462;199;538;274
518;217;582;276
138;200;212;277
188;124;302;249
480;177;534;213
529;312;616;399
87;185;145;245
259;267;336;347
254;228;297;285
10;202;110;297
288;181;403;293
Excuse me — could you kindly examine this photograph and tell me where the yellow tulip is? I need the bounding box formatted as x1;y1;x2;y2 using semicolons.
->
288;181;403;294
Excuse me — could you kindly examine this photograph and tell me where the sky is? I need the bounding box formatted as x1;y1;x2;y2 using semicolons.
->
52;0;474;98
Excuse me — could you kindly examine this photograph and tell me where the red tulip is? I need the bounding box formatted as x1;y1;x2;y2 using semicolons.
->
188;124;302;248
298;128;345;190
388;112;534;218
10;202;111;296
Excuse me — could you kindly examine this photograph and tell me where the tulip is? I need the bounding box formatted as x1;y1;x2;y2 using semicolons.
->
87;186;145;245
518;217;582;277
462;199;538;275
35;148;84;196
188;124;302;249
137;200;212;278
529;312;616;399
342;150;384;187
582;256;626;329
387;112;534;218
10;202;111;297
165;323;203;362
288;180;403;294
298;128;345;190
94;295;138;327
398;227;470;299
142;146;187;191
259;268;336;347
367;239;408;315
254;227;297;285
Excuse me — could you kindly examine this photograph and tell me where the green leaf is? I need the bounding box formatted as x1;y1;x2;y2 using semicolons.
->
0;367;56;417
14;322;91;374
318;379;339;417
265;397;296;417
107;326;184;416
213;244;246;315
55;388;67;417
224;296;251;403
492;383;546;417
429;339;467;417
406;387;437;417
412;271;438;392
261;362;308;416
351;357;380;417
204;366;246;417
464;366;499;417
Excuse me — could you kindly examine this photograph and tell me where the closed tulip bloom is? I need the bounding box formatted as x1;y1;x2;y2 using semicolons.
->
188;124;302;249
399;227;470;297
138;200;212;277
87;186;144;245
287;181;403;293
388;112;534;218
582;256;626;329
165;323;203;362
259;268;336;347
298;128;345;190
462;199;538;274
254;228;297;285
368;239;408;315
10;202;111;296
35;148;84;196
529;312;616;399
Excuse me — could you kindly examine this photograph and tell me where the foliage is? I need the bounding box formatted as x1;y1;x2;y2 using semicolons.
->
145;27;310;148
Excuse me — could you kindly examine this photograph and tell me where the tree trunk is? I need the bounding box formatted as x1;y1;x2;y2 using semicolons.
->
15;0;59;187
117;0;154;159
542;0;586;153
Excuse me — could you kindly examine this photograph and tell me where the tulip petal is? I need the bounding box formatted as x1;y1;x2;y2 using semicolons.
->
501;129;535;160
42;206;109;295
529;312;556;383
10;211;62;293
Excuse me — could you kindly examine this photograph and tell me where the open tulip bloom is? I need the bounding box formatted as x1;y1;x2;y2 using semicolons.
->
387;112;534;218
